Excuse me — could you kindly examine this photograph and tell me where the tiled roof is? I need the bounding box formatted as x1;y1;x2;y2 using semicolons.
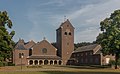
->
15;44;27;50
27;55;61;60
73;44;101;54
25;40;36;49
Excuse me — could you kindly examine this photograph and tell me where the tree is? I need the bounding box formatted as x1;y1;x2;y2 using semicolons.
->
74;42;94;50
0;11;15;66
96;10;120;69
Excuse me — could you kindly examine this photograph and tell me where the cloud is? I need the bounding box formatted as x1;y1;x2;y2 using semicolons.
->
67;0;120;42
26;0;120;43
75;27;100;42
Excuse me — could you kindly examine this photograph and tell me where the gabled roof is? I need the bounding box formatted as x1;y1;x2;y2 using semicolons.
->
14;39;27;50
15;44;27;50
34;39;57;50
73;44;101;54
25;40;36;49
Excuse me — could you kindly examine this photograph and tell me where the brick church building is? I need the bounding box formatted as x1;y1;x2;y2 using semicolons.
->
13;19;114;66
13;19;74;66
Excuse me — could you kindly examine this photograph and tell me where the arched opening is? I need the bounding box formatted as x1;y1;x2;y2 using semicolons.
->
34;60;38;65
54;60;57;65
69;32;71;35
59;60;62;65
50;60;53;65
44;60;48;65
39;60;43;65
64;32;67;35
29;60;33;65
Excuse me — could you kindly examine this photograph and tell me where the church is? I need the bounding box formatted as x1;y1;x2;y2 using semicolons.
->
13;19;74;66
13;19;114;66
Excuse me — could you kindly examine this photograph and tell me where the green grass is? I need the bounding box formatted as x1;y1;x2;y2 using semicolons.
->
0;65;120;74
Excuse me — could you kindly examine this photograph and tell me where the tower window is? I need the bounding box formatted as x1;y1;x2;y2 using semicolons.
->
69;32;71;35
64;32;67;35
67;43;69;45
67;25;69;27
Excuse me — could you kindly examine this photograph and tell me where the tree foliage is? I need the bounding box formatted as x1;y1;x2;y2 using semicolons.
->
96;10;120;69
0;11;15;66
74;42;95;50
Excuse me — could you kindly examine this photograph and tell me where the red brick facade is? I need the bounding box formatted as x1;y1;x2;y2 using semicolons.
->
56;19;74;65
13;19;115;66
69;44;115;65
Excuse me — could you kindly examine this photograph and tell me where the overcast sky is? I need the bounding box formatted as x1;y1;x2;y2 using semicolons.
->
0;0;120;43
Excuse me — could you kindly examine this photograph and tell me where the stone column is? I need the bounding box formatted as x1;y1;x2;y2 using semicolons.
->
42;60;44;65
61;60;63;65
48;60;50;65
53;60;54;65
38;60;40;65
57;60;59;65
28;60;29;65
33;60;35;65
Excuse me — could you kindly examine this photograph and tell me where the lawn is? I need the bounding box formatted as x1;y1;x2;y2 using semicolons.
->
0;65;120;74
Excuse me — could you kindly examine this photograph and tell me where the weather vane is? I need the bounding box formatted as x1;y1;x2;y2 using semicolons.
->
43;37;46;40
64;15;66;21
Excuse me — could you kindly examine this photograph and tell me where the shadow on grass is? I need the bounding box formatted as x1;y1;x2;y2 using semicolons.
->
54;65;111;69
42;71;120;74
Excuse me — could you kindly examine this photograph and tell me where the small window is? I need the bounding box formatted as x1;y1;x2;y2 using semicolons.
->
64;32;67;35
22;53;24;56
19;53;24;58
69;32;71;35
19;53;21;58
67;43;69;45
67;25;69;27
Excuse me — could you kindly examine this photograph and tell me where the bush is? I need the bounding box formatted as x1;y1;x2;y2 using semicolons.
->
109;59;120;66
0;61;4;67
109;60;115;65
8;62;15;66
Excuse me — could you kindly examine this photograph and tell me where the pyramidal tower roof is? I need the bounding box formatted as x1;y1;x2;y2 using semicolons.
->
57;19;74;30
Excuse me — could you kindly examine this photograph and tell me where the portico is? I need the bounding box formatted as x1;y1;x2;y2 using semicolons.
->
28;59;62;65
27;55;62;66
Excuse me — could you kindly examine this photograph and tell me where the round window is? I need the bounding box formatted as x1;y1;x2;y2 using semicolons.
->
42;48;47;53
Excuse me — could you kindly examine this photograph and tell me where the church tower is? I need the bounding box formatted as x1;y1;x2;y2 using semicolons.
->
56;19;74;65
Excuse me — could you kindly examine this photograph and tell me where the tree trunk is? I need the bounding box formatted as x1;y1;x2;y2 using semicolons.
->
115;53;119;69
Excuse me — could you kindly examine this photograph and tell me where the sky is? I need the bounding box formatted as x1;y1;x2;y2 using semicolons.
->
0;0;120;43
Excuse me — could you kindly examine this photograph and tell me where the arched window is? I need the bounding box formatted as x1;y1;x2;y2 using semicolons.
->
64;32;67;35
69;32;71;35
19;53;21;58
19;53;24;58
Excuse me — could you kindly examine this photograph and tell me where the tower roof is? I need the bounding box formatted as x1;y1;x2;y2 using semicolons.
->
57;19;74;30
